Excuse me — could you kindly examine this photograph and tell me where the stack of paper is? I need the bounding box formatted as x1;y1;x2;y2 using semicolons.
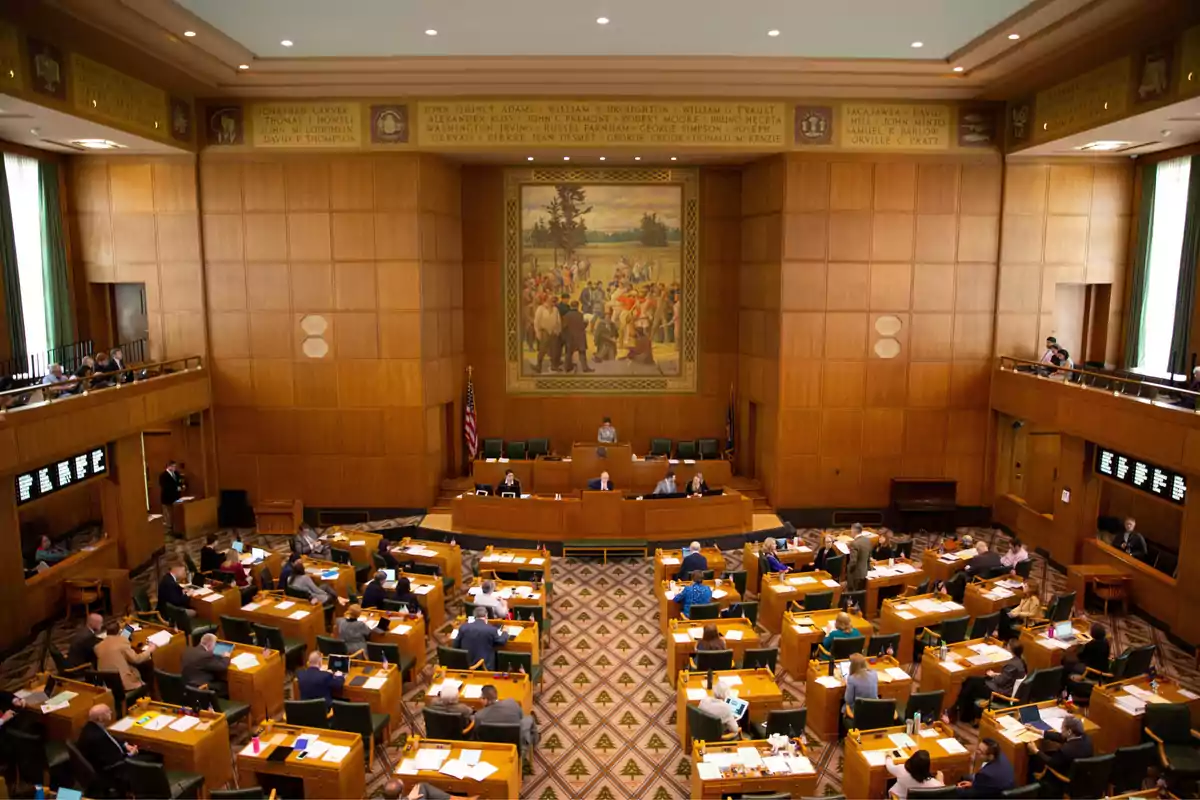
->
822;579;842;589
864;750;888;767
467;762;498;781
717;675;742;686
288;610;310;620
144;715;175;731
792;625;814;635
941;662;965;673
147;630;174;647
885;667;909;681
110;717;135;732
712;589;727;599
938;738;968;755
231;653;260;670
530;557;545;565
889;732;917;749
462;684;483;700
686;688;708;700
1115;694;1147;715
414;748;452;770
363;676;386;690
726;629;744;641
241;602;261;612
788;755;815;773
672;632;691;644
696;762;723;781
505;625;525;638
911;599;945;614
896;611;916;620
169;716;201;732
736;747;764;769
322;745;351;763
893;563;917;574
787;575;816;585
661;557;680;565
688;627;704;639
276;601;295;610
762;755;790;774
815;675;842;689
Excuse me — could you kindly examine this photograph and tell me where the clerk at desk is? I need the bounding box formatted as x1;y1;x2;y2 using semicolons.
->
587;470;615;491
597;416;618;443
497;470;522;497
685;473;709;497
653;469;678;495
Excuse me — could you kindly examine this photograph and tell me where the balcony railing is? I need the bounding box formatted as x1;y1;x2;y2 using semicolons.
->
0;354;203;413
996;356;1200;413
0;338;148;383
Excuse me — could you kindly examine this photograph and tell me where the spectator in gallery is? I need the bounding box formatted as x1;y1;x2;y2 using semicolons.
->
1115;517;1148;561
35;534;69;565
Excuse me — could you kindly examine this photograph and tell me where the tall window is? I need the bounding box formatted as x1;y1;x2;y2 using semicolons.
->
1132;156;1194;379
4;153;48;360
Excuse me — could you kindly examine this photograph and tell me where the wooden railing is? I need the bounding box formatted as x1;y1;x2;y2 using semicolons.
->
996;356;1200;412
0;355;203;412
0;338;148;382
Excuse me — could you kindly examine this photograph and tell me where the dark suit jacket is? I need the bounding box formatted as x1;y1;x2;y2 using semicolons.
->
958;754;1016;798
199;546;224;573
676;551;709;580
986;657;1027;698
67;626;101;668
362;579;389;609
964;550;1003;577
159;470;182;505
497;479;521;496
685;480;709;496
181;646;229;688
78;720;127;772
1039;732;1094;775
157;573;188;611
296;667;344;708
474;697;524;726
586;478;615;491
456;619;509;670
1118;531;1148;559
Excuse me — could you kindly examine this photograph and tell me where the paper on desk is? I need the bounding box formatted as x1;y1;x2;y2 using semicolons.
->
505;625;525;638
939;738;967;755
396;759;418;775
725;629;744;641
363;677;386;690
762;755;790;774
686;627;704;639
288;610;310;620
788;755;815;774
836;542;850;554
1038;638;1071;650
660;557;680;565
889;733;917;749
439;758;470;779
350;540;365;546
736;747;764;769
305;740;331;757
774;585;795;594
1115;694;1147;715
456;749;482;766
896;611;916;620
942;662;964;672
1179;689;1199;700
413;585;434;595
110;717;135;732
893;563;917;574
911;599;944;614
239;741;264;757
169;715;200;732
788;575;816;585
468;761;498;781
512;556;528;564
41;702;69;714
672;632;691;644
322;745;351;763
462;684;483;700
696;762;723;781
686;687;708;701
241;602;261;612
147;630;174;647
530;557;545;565
202;594;222;603
232;653;260;670
392;624;412;635
712;589;727;599
822;579;841;589
967;654;997;666
664;590;678;600
145;715;175;731
996;715;1024;731
276;601;296;610
864;750;888;767
717;675;742;687
919;727;940;738
943;602;965;611
886;667;910;681
815;676;842;689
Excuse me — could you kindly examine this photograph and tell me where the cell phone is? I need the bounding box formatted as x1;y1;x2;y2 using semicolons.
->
893;750;903;758
296;751;309;760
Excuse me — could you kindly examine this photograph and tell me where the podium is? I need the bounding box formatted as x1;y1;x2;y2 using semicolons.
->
569;442;632;488
171;496;218;540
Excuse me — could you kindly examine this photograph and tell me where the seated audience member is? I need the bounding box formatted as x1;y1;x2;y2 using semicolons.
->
587;470;615;491
294;523;331;559
957;641;1026;723
157;563;196;616
886;749;945;800
95;620;155;692
473;579;509;618
199;533;224;573
1115;517;1149;561
296;651;344;709
697;679;740;735
181;633;230;696
761;537;791;574
337;604;372;656
68;612;104;669
41;363;68;394
382;779;452;800
843;652;878;715
496;470;522;497
73;356;95;387
695;623;727;652
457;607;510;670
289;561;334;605
677;540;708;580
475;684;539;749
806;533;838;573
1052;347;1075;372
1001;537;1029;569
1063;623;1110;677
685;472;709;496
956;738;1016;797
362;569;392;609
820;612;863;660
35;534;69;565
963;540;1002;578
1039;337;1058;366
394;576;425;617
872;529;898;560
675;570;713;618
653;469;678;495
108;347;133;382
91;352;115;386
432;684;475;723
1028;713;1092;783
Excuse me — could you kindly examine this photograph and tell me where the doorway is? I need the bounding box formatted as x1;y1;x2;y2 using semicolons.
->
112;283;149;347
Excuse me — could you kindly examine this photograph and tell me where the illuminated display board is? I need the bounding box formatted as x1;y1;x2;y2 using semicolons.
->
1095;446;1186;505
15;446;109;506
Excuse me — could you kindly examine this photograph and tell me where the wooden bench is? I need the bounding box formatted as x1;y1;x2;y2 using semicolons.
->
562;539;649;564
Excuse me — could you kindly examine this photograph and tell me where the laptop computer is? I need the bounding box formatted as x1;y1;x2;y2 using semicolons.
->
1018;704;1051;731
328;654;350;673
251;547;267;562
1054;620;1075;640
383;568;396;582
213;641;235;658
231;540;244;553
724;696;750;720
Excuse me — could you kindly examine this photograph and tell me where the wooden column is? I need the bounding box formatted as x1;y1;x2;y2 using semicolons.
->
1050;435;1088;565
0;477;31;649
106;433;157;570
1175;493;1200;644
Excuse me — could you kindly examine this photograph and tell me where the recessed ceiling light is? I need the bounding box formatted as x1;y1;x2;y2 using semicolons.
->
1162;129;1173;137
1074;140;1135;152
1008;33;1020;40
527;156;534;161
670;156;677;161
599;156;606;161
280;39;293;47
953;66;964;72
596;16;610;25
238;64;249;70
71;139;125;150
634;156;641;161
183;30;196;37
911;41;924;48
563;156;570;161
425;29;438;36
767;29;780;37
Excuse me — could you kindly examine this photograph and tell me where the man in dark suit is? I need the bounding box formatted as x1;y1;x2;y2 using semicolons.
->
157;563;195;617
362;570;391;609
1116;517;1149;561
963;540;1003;578
158;460;184;536
296;651;345;709
456;607;510;670
847;524;874;591
67;613;104;669
587;471;614;491
181;634;230;696
496;470;521;497
676;541;708;580
957;738;1015;797
382;779;451;800
77;703;160;793
199;533;224;573
1029;714;1093;783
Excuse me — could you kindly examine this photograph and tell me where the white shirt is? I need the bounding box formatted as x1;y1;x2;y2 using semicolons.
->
474;591;508;617
886;759;943;799
697;696;739;734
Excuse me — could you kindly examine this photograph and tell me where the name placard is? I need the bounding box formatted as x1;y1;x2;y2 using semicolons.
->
417;100;786;148
70;53;167;137
251;102;363;148
1035;58;1130;137
839;103;951;150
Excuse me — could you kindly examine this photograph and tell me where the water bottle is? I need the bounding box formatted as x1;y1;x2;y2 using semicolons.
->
913;711;921;733
252;734;261;754
906;717;914;735
940;643;948;661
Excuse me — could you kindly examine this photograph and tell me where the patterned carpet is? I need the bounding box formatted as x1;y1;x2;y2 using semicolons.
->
5;522;1200;799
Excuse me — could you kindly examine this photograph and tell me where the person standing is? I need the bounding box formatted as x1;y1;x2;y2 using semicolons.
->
1116;517;1148;561
847;524;873;591
158;460;184;537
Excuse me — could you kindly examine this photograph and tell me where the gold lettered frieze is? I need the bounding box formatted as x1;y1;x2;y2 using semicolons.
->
70;53;167;136
251;102;362;148
0;20;22;90
1034;58;1130;138
839;103;951;150
416;100;786;148
1180;25;1200;97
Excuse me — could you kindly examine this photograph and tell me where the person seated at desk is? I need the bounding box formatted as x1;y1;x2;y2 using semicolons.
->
886;749;944;799
394;576;425;618
1000;537;1029;569
1063;622;1109;678
68;612;104;669
457;607;510;670
696;623;726;652
218;549;255;602
473;579;509;618
1115;516;1149;561
181;633;231;696
872;529;897;560
431;684;475;725
476;684;539;750
496;470;521;497
297;651;345;709
677;541;708;580
199;533;224;573
337;604;372;656
597;416;618;443
698;679;740;735
587;470;615;491
963;541;1002;578
956;641;1026;724
378;537;401;570
294;523;332;559
804;533;838;573
842;653;878;718
158;563;196;617
1003;582;1042;639
1026;713;1092;784
383;779;452;800
653;469;678;495
820;613;863;660
288;561;334;605
956;738;1015;797
279;555;299;591
761;538;791;574
95;620;156;693
685;473;709;497
675;570;713;618
362;569;392;610
34;534;69;565
78;704;161;791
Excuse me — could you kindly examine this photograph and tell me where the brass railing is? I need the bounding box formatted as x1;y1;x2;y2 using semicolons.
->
0;355;204;412
996;356;1200;411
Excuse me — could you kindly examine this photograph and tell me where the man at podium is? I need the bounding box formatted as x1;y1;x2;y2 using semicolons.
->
497;470;522;497
587;471;615;491
597;416;618;443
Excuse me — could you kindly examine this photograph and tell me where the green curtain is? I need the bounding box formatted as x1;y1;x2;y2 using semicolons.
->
0;156;25;366
1124;165;1158;369
37;161;74;351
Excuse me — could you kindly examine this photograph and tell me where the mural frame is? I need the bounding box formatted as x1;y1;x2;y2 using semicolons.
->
503;166;699;395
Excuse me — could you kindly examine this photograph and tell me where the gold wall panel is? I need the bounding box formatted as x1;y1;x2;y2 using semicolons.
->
70;53;168;138
251;101;363;148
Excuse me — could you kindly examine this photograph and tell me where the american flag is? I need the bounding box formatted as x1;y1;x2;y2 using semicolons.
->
464;370;478;461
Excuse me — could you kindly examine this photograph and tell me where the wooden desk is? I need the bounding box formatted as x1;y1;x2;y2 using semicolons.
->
449;618;540;669
364;610;428;674
918;637;1009;710
326;657;402;734
654;546;727;584
223;640;285;725
127;619;186;674
397;737;520;800
665;617;759;686
235;593;326;651
383;571;446;630
76;567;133;617
963;576;1026;620
877;594;965;664
1066;562;1133;614
397;538;463;593
743;540;813;595
690;739;817;799
471;459;536;492
805;656;912;741
467;577;546;613
240;550;284;588
19;675;113;741
921;547;977;583
472;450;734;496
1089;676;1200;753
676;668;782;748
300;557;356;598
189;584;242;625
622;490;751;539
253;499;303;536
1080;539;1177;630
479;546;552;583
170;497;219;540
238;720;364;800
325;528;382;566
631;457;733;495
425;668;533;714
25;538;122;632
843;722;970;800
112;699;232;792
1019;620;1092;672
658;579;742;630
980;700;1101;781
779;610;873;678
759;572;843;634
864;558;924;618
